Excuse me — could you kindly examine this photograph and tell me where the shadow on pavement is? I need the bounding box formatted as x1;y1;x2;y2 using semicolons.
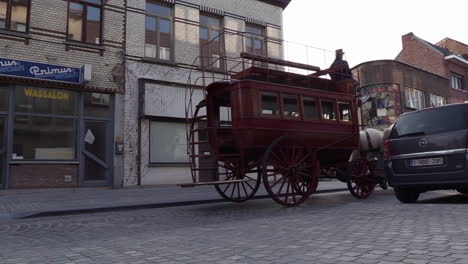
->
419;194;468;204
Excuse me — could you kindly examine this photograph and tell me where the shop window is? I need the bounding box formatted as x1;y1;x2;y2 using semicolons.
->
0;0;29;32
429;94;446;107
67;0;102;44
0;87;8;112
150;121;189;164
451;73;465;90
84;92;110;118
13;116;76;160
405;88;425;110
338;102;352;122
261;92;279;115
321;100;336;120
245;23;265;56
15;86;78;116
145;1;172;60
303;97;318;120
199;14;223;69
282;94;299;118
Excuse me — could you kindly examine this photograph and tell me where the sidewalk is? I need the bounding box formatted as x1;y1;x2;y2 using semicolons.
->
0;179;348;221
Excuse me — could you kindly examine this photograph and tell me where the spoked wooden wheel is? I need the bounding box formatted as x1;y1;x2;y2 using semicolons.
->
262;137;319;207
347;159;376;199
214;160;261;203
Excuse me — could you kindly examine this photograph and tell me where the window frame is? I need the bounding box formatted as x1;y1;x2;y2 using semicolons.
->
451;73;465;91
199;13;224;70
245;23;266;56
405;87;425;110
259;91;281;118
337;101;353;123
281;93;300;120
0;0;31;33
144;1;173;61
320;99;338;122
301;95;319;121
148;119;190;165
66;0;104;45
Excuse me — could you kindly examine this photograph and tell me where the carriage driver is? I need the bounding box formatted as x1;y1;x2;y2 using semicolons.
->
328;49;353;81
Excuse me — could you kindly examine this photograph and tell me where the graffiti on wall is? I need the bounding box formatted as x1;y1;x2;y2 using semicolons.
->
359;84;401;130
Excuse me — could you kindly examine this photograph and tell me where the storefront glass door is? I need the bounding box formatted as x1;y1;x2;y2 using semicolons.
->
0;117;5;186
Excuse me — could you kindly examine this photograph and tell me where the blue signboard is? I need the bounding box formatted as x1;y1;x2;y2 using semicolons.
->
0;57;84;84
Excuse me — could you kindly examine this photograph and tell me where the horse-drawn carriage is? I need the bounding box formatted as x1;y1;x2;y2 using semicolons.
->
184;52;385;207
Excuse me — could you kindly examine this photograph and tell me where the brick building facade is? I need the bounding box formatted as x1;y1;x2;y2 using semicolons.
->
121;0;289;186
0;0;125;188
396;32;468;103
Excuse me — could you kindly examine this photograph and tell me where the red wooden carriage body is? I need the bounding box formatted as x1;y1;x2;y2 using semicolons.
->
185;54;377;206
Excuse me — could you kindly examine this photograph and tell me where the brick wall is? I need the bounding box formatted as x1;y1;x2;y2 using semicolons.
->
9;164;79;188
395;33;447;77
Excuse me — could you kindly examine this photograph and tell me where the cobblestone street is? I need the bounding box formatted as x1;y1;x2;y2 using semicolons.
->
1;189;468;264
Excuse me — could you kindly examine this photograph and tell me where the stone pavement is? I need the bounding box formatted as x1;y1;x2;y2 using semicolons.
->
0;179;347;221
0;189;466;264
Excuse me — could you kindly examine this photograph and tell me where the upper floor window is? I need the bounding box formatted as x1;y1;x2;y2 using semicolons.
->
245;24;265;56
67;0;102;44
199;14;222;69
429;94;446;107
451;73;465;90
145;1;172;60
0;0;30;32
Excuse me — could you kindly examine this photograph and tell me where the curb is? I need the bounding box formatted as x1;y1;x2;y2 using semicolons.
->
18;188;348;219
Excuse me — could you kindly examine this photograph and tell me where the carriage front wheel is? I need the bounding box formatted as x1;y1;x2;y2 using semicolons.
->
214;160;261;203
347;159;376;199
262;136;319;207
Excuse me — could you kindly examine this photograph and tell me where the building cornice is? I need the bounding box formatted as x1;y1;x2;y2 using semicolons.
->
258;0;291;9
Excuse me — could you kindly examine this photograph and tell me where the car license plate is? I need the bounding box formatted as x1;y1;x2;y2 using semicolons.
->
410;157;444;167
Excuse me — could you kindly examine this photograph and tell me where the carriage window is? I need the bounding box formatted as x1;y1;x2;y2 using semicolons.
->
303;97;318;119
338;102;352;122
261;92;279;115
283;95;299;118
219;106;232;126
321;101;336;120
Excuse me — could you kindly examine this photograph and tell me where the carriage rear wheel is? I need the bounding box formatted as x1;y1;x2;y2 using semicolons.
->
214;160;260;203
262;137;319;207
347;159;376;199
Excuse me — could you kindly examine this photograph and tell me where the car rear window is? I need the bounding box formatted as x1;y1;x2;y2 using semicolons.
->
390;105;468;138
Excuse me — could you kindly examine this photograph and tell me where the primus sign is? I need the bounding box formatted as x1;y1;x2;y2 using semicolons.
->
0;57;91;84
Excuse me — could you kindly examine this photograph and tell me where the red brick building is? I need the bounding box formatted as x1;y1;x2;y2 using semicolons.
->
396;32;468;103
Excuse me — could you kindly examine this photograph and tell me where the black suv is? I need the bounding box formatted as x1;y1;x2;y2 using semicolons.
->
385;103;468;203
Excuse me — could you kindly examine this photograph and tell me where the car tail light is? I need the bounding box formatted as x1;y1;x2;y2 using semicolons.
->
384;140;391;158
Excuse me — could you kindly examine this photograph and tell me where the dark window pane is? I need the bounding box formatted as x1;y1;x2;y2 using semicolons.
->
15;86;77;116
85;5;101;44
246;24;263;36
283;95;299;117
84;155;106;181
68;3;83;41
146;2;171;17
13;116;76;160
254;39;263;55
159;19;171;60
261;92;278;115
322;101;336;120
200;27;208;41
0;87;8;112
303;97;318;119
245;38;253;53
338;102;351;121
10;0;28;32
200;14;220;28
145;16;157;58
83;93;110;118
0;0;7;29
81;0;102;4
84;121;107;162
